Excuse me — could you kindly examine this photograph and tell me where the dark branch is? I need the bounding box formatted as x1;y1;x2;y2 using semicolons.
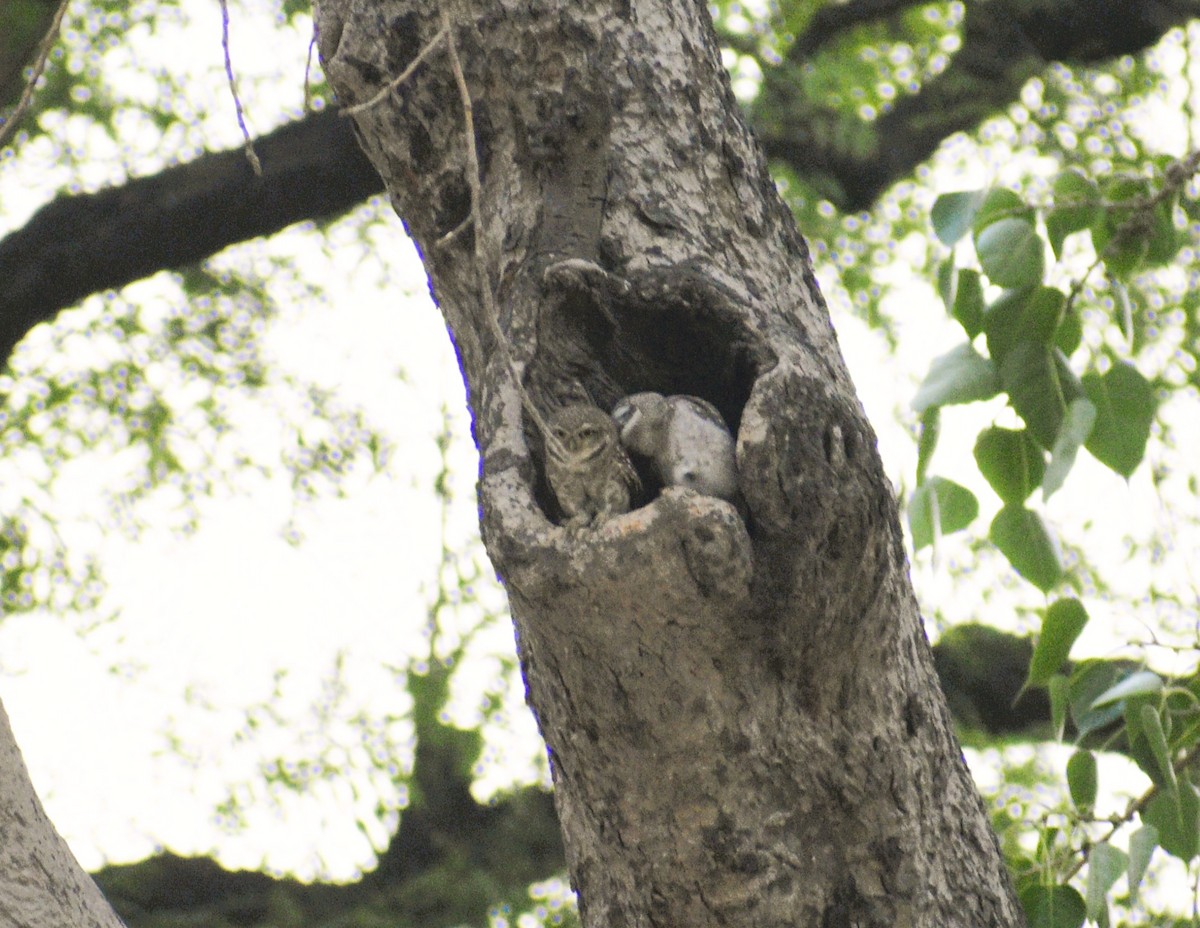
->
95;788;564;928
0;0;60;108
761;0;1196;211
932;624;1047;738
89;625;1159;928
0;108;384;366
789;0;925;60
95;701;564;928
0;2;1194;355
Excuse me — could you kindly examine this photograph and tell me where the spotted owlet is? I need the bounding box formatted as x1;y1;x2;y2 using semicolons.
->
544;404;641;529
611;392;738;502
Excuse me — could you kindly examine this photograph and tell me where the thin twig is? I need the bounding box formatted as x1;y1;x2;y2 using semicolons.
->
1061;147;1200;320
436;215;474;248
1064;740;1200;882
0;0;72;151
218;0;262;175
339;27;449;117
1061;251;1105;320
303;26;318;113
438;7;565;458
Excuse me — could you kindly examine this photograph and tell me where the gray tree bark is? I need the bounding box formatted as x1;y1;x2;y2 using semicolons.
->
317;0;1023;925
0;698;125;928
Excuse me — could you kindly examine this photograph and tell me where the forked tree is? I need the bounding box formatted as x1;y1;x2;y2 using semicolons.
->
312;1;1024;925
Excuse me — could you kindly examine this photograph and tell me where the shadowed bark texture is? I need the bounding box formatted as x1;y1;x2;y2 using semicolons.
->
317;1;1022;925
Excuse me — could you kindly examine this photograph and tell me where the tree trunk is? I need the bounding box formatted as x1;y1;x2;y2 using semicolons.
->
317;0;1022;925
0;698;125;928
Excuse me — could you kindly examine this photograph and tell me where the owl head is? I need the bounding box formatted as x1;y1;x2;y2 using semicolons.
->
547;404;621;467
611;392;670;457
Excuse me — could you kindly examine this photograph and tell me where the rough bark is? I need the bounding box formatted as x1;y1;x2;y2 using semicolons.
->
0;697;125;928
317;1;1022;925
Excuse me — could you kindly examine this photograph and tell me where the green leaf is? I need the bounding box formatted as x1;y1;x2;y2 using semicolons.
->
1019;884;1086;928
1010;344;1085;447
1124;695;1164;785
908;477;979;551
1099;237;1148;280
1000;342;1085;450
976;217;1045;289
1140;704;1178;793
1165;687;1196;738
1046;170;1101;259
974;426;1045;503
1055;306;1082;356
1024;288;1066;344
937;259;956;311
916;407;939;485
1090;670;1165;709
1066;749;1098;814
951;268;984;339
989;505;1062;592
1143;776;1199;862
1069;662;1128;739
1048;673;1070;741
1092;176;1151;279
1026;598;1089;689
1085;843;1127;924
1043;397;1096;500
1082;363;1156;478
973;187;1032;235
984;286;1064;365
1127;825;1158;904
983;288;1033;365
912;343;1001;413
1145;193;1180;267
1111;279;1134;346
1054;167;1101;206
932;190;986;245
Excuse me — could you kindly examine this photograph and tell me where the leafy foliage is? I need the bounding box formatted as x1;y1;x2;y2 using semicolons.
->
910;158;1182;591
0;263;390;621
909;141;1200;917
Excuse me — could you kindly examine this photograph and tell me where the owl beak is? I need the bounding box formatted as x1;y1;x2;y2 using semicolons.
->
612;403;639;438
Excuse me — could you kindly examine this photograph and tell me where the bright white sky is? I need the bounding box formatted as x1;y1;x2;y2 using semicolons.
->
0;0;1197;904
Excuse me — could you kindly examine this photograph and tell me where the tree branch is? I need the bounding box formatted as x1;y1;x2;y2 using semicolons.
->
0;0;60;108
0;0;70;150
0;2;1193;360
760;0;1196;211
789;0;926;60
0;108;384;366
95;787;564;928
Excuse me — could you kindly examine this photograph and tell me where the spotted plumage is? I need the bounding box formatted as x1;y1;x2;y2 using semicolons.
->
544;404;640;529
612;392;738;502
